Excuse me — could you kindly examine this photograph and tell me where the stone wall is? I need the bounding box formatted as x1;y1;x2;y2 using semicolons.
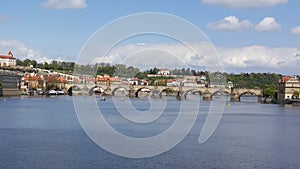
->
2;89;21;97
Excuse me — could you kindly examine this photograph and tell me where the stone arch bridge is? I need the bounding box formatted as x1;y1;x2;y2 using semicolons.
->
64;83;262;102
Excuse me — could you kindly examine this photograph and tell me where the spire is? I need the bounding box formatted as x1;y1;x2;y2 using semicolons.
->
7;51;13;57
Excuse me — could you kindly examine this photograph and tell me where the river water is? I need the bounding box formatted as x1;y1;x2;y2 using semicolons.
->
0;96;300;169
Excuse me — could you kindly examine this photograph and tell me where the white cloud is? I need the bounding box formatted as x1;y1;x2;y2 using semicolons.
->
220;46;299;70
290;26;300;35
0;39;53;63
42;0;87;9
89;42;300;74
202;0;288;8
90;42;223;72
255;17;281;32
207;16;253;31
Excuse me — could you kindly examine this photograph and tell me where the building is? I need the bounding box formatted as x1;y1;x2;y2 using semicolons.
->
0;51;16;67
0;74;22;96
22;74;43;90
166;79;178;87
277;76;300;104
96;74;121;85
157;68;170;76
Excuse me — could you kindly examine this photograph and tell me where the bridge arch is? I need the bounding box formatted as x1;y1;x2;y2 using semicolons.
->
159;88;177;97
135;87;152;97
211;90;230;96
183;89;202;98
238;90;260;98
112;87;129;96
89;86;105;95
67;85;82;95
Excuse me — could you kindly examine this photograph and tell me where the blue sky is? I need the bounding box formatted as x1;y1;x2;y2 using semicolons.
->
0;0;300;74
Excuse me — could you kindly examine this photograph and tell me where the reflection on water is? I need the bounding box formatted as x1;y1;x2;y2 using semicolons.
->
240;95;258;102
212;95;230;102
0;96;300;169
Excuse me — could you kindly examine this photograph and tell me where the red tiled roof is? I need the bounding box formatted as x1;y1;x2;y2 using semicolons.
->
57;77;68;83
0;55;15;59
279;76;291;83
96;77;121;82
24;75;42;81
0;51;15;59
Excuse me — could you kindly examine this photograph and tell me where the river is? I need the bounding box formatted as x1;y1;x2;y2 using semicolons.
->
0;96;300;169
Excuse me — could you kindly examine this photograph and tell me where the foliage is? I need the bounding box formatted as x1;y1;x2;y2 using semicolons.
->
16;59;37;68
263;84;277;97
17;59;75;73
171;68;205;76
153;80;167;86
225;73;280;89
97;63;116;76
149;67;159;74
114;64;140;78
74;64;97;75
135;71;148;79
163;88;176;94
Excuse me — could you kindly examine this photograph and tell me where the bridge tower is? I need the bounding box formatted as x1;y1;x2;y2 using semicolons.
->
128;84;137;98
176;86;185;100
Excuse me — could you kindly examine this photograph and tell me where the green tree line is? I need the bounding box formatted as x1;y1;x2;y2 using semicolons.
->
225;72;281;97
16;59;75;73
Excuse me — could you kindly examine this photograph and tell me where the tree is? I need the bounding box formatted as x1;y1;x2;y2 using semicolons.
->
149;67;159;74
16;59;23;66
263;84;277;97
135;72;147;79
97;65;116;76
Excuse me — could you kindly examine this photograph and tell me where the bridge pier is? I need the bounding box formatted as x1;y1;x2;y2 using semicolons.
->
202;90;212;101
128;89;136;98
151;89;161;99
176;91;185;100
230;94;240;102
103;87;112;96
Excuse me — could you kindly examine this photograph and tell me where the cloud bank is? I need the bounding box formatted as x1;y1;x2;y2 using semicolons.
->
202;0;288;8
2;40;299;74
91;43;300;74
42;0;87;9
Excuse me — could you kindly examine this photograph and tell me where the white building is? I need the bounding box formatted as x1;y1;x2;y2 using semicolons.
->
278;76;300;104
0;51;16;67
157;68;170;76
